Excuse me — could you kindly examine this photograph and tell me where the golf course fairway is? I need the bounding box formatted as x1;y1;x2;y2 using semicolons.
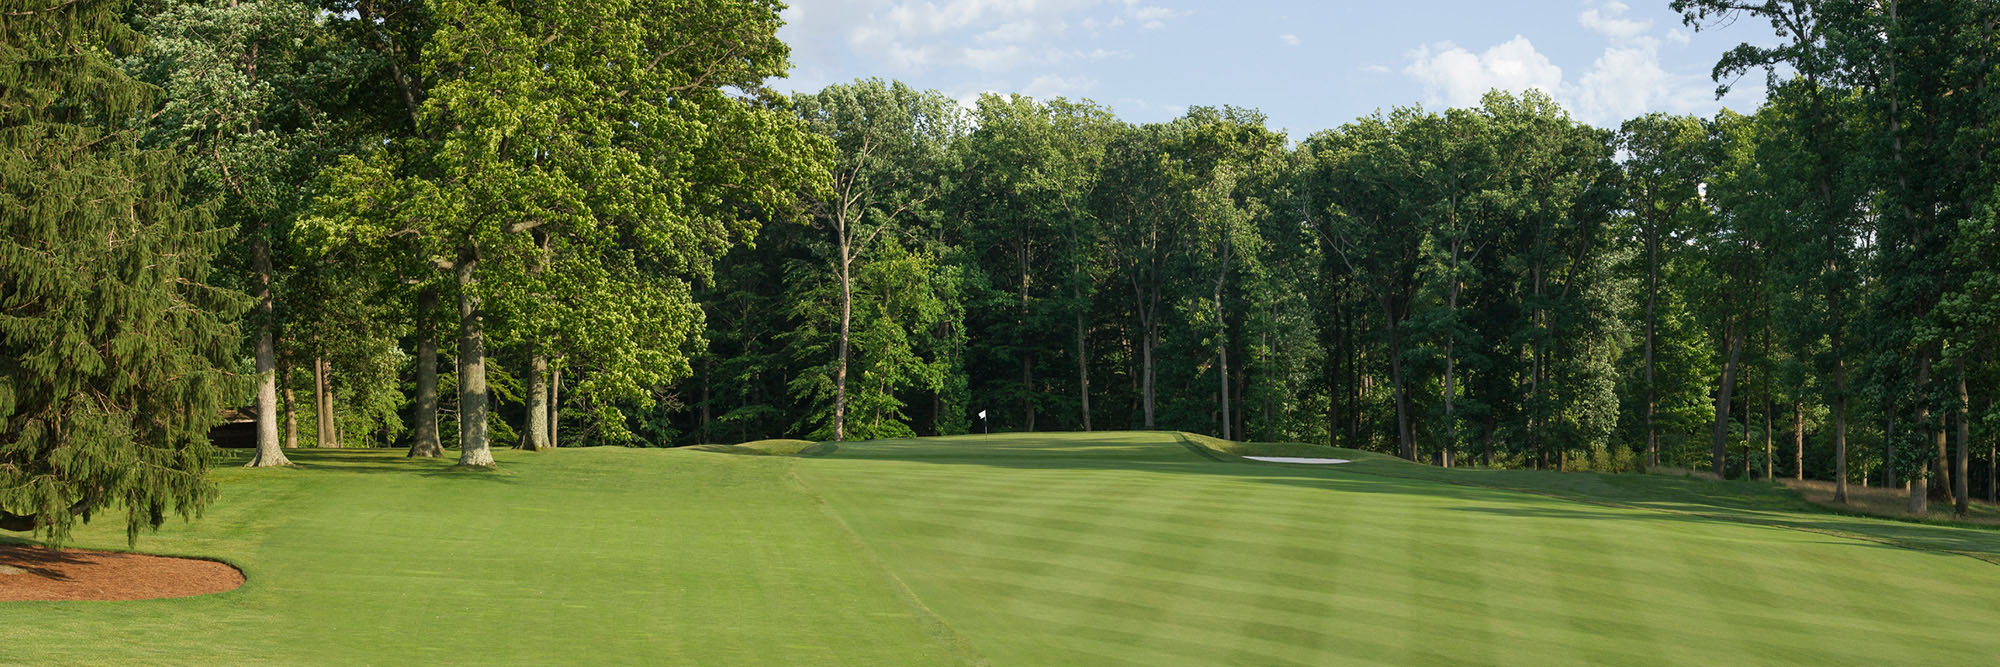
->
6;431;1997;665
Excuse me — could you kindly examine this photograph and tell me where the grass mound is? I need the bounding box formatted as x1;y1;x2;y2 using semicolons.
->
683;438;837;457
1177;432;1386;462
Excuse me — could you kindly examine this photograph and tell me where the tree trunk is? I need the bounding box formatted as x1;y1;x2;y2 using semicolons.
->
1389;321;1414;461
1076;307;1091;431
314;355;335;448
549;362;561;449
1910;468;1930;516
456;250;494;467
1832;364;1849;503
1763;397;1774;480
1020;242;1035;432
1918;350;1952;504
1955;357;1971;517
1912;356;1933;515
1711;326;1745;478
700;357;713;442
1886;411;1898;489
1142;325;1156;429
1644;226;1659;469
1443;279;1461;469
1934;417;1954;506
1793;403;1804;481
1216;285;1230;441
1482;414;1497;467
409;288;443;457
521;353;550;451
834;244;852;441
1763;324;1773;480
283;384;298;450
246;234;290;466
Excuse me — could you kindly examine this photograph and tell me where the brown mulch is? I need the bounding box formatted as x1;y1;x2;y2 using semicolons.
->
0;543;243;601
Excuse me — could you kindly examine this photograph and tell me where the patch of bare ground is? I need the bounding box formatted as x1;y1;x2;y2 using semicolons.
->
0;543;243;601
1784;478;2000;527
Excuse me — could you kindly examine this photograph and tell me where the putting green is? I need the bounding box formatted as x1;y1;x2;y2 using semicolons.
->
5;431;1997;665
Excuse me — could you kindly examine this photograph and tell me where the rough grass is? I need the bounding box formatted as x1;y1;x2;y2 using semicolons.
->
1784;477;2000;527
9;432;2000;664
683;438;836;457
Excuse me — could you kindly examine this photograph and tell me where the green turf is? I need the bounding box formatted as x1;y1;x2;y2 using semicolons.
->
7;431;2000;665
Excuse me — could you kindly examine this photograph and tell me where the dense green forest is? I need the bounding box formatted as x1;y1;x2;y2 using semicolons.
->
6;0;2000;542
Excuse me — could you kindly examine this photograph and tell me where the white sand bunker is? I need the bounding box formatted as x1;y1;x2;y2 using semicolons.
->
1242;456;1350;465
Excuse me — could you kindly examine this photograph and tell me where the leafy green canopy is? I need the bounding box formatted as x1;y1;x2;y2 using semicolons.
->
0;0;244;544
308;0;825;445
787;79;962;441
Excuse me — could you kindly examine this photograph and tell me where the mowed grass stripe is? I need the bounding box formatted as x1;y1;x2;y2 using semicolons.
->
14;433;2000;665
795;432;2000;666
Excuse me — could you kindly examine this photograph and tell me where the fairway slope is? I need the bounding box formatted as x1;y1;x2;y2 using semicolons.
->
8;432;1999;665
794;431;2000;665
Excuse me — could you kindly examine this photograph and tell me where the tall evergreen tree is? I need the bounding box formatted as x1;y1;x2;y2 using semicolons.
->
1;0;243;544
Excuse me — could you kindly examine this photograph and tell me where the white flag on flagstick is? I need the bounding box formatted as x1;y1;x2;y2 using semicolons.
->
978;410;987;420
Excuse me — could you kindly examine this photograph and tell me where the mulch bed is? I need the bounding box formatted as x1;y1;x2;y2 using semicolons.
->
0;543;243;601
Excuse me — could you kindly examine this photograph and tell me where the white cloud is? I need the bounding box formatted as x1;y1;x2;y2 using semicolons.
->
1127;4;1188;30
1665;29;1691;45
1023;74;1099;99
1578;1;1651;41
1280;33;1300;47
1575;44;1669;122
829;0;1180;77
1399;4;1744;127
1404;36;1564;110
979;20;1042;44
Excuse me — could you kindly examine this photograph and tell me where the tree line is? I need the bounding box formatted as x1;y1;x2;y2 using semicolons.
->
5;0;1998;544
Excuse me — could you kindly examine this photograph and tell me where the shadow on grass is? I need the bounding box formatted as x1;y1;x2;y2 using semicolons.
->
219;448;522;483
798;432;2000;565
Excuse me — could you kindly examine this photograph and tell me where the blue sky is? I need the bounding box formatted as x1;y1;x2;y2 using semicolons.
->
772;1;1776;138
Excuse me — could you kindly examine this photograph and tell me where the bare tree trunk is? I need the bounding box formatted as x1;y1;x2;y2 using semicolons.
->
834;246;852;442
1935;414;1955;507
1142;325;1156;429
1763;397;1774;480
1955;356;1971;517
1020;244;1035;432
1261;332;1274;442
1389;321;1414;461
1763;324;1773;480
314;355;335;448
409;288;443;457
700;357;713;442
1911;358;1933;516
1443;279;1461;469
1833;363;1850;503
1076;308;1092;431
1793;403;1804;481
283;384;298;450
457;251;494;467
1216;280;1230;441
1482;415;1497;467
1886;411;1899;488
1711;326;1745;478
549;362;561;449
520;353;550;451
246;233;290;467
1644;225;1659;469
